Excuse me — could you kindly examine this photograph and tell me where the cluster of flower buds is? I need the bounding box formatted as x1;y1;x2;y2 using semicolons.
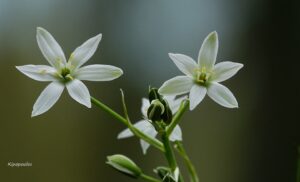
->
147;88;173;130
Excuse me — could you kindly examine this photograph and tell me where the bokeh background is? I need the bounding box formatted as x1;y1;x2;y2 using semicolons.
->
1;0;300;181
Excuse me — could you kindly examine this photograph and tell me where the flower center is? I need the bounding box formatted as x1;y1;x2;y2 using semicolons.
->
195;67;210;85
60;67;73;82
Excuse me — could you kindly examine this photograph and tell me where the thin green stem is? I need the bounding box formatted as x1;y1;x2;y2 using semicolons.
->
175;141;199;182
166;99;189;137
140;173;161;182
91;96;165;152
161;132;177;170
161;132;184;182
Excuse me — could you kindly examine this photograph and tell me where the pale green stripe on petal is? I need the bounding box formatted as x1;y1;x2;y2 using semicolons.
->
198;31;219;71
16;65;57;82
169;53;198;77
36;27;66;69
189;84;207;110
68;34;102;69
75;64;123;81
207;82;238;108
66;79;91;108
32;81;64;117
211;61;243;82
158;76;194;96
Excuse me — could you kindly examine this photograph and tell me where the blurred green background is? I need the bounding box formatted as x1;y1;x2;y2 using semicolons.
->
1;0;299;181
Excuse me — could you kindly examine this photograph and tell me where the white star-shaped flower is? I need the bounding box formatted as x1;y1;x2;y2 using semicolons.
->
158;31;243;110
16;27;123;117
117;96;185;154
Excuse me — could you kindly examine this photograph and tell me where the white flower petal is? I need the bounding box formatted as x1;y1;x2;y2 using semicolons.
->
140;127;157;154
158;76;194;96
169;53;198;77
165;95;187;114
211;61;243;82
141;98;150;117
31;82;64;117
169;125;182;141
117;120;150;139
189;84;207;110
75;64;123;81
198;31;219;71
36;27;66;69
207;82;238;108
16;65;57;82
140;140;150;155
66;79;91;108
117;128;133;139
68;34;102;69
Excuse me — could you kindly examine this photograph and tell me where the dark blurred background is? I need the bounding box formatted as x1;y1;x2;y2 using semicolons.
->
1;0;300;181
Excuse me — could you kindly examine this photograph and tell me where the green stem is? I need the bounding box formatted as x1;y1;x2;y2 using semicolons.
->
140;173;161;182
161;132;184;182
91;96;165;152
166;99;189;137
175;141;199;182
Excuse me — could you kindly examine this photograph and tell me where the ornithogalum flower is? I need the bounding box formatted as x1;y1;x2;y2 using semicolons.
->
117;96;184;154
16;27;123;117
158;31;243;110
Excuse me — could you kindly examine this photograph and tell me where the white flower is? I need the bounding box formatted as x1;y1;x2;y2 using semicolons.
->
117;96;185;154
158;31;243;110
16;27;123;117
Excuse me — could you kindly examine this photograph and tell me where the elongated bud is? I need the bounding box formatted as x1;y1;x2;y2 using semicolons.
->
161;100;173;125
106;154;142;178
147;99;165;121
147;87;173;125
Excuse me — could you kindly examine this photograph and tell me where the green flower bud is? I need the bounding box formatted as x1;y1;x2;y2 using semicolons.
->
106;154;142;178
147;99;165;121
148;87;162;103
160;100;173;125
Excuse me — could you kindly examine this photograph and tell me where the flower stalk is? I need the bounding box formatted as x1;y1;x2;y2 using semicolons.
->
175;141;199;182
91;96;165;152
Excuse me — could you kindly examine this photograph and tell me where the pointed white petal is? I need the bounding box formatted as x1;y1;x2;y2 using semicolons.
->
16;65;57;82
212;61;243;82
31;82;64;117
141;98;150;117
140;127;157;154
189;84;207;110
75;64;123;81
165;95;187;114
198;31;219;71
140;140;151;155
117;128;133;139
169;53;198;77
68;34;102;69
207;82;238;108
66;79;91;108
169;125;182;141
158;76;194;96
36;27;66;69
117;120;150;139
